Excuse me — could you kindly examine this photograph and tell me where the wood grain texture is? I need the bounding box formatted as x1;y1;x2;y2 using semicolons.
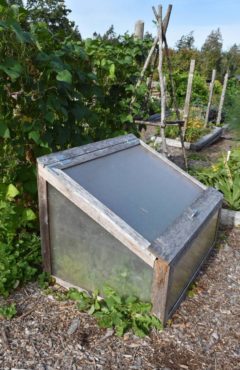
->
217;72;228;125
204;69;216;127
53;139;139;169
37;173;51;273
149;188;223;262
183;59;195;136
38;164;155;267
151;258;170;324
37;134;138;167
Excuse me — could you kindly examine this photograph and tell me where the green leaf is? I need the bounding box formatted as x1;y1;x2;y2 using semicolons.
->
10;21;31;43
88;304;96;315
28;131;40;144
0;122;10;138
56;69;72;84
0;59;22;80
23;208;36;221
109;63;115;79
6;184;19;199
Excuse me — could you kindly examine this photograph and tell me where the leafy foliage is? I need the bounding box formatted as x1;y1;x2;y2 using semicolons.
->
193;148;240;210
0;182;41;297
0;303;17;319
67;286;162;337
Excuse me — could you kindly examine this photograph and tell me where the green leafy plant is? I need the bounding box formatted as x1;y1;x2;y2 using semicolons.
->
0;182;41;297
0;303;17;319
193;147;240;210
67;286;162;337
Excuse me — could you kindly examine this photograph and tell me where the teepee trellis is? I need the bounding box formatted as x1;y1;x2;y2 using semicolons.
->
133;4;188;169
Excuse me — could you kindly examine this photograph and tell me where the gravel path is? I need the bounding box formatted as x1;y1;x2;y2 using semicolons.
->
0;227;239;370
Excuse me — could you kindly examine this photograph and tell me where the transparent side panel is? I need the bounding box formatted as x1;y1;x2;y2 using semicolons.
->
167;211;219;314
48;185;153;301
64;145;202;242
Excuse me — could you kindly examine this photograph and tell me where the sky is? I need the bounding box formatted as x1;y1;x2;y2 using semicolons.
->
64;0;240;50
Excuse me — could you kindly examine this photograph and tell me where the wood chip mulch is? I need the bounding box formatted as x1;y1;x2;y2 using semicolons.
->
0;227;239;370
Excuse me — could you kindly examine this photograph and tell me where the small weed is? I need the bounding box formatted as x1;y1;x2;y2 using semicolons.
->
188;153;208;161
48;286;163;337
37;272;55;289
187;282;200;298
0;303;17;320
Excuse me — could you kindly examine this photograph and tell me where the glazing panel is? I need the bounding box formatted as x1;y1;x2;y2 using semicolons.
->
64;145;202;242
167;211;219;314
48;185;153;301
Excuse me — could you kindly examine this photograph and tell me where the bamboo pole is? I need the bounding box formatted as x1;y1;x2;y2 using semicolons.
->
183;59;195;137
216;72;228;125
204;69;216;127
155;5;167;156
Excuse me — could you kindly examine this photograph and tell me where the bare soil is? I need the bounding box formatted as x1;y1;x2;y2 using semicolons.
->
0;227;239;370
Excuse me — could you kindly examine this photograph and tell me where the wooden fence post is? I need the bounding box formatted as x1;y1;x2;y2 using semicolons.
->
134;20;144;40
204;69;216;127
217;72;228;125
183;59;195;137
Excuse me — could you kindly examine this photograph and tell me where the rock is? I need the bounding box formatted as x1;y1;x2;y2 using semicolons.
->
67;318;80;335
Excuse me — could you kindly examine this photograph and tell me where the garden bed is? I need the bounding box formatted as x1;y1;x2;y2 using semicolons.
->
220;208;240;227
154;125;224;151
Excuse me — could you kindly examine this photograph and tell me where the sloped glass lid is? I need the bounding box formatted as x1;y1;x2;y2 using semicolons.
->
64;145;203;242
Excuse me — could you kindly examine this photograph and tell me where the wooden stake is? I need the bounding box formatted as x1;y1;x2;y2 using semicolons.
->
183;59;195;137
204;69;216;127
134;20;144;40
134;5;172;90
156;5;167;156
217;72;228;125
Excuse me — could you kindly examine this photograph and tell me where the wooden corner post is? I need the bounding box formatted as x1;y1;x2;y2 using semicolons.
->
151;258;170;324
37;168;51;273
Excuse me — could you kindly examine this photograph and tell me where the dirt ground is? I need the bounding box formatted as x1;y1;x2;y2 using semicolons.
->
0;227;239;370
0;131;240;370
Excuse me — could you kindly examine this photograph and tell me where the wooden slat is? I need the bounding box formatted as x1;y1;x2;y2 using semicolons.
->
53;139;139;170
37;173;51;273
38;134;138;167
135;119;184;127
38;164;155;267
151;258;170;324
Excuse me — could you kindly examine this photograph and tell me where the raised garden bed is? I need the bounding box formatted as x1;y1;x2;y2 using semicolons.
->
220;209;240;227
153;126;224;151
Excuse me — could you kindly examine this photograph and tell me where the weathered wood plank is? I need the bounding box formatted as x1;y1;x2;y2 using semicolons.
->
217;72;228;125
38;134;138;167
134;20;144;39
53;139;139;169
183;59;195;136
149;188;222;262
135;119;184;127
38;164;155;267
151;258;170;324
37;173;51;273
156;5;168;156
204;69;216;127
